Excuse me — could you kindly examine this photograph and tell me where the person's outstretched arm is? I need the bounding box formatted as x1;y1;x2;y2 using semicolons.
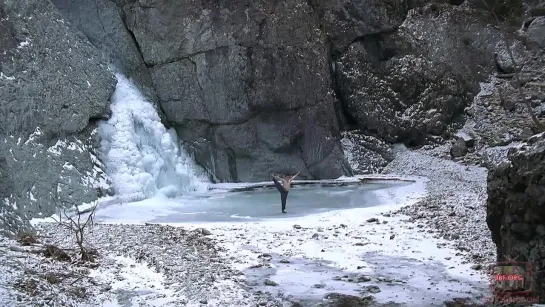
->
289;171;300;182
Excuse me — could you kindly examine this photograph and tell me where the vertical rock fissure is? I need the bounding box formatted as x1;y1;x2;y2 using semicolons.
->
115;4;149;69
328;36;364;133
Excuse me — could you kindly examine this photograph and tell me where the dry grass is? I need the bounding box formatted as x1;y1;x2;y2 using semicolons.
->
17;232;39;246
43;245;71;262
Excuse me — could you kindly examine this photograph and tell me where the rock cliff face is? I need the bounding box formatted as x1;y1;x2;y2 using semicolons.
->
120;0;357;181
49;0;510;181
486;133;545;300
52;0;360;182
50;0;157;106
1;0;541;237
0;0;116;237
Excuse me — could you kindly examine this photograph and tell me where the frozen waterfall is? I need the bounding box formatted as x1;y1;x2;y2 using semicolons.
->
98;74;209;201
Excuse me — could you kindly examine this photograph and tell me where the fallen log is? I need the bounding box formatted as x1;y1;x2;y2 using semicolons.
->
526;82;545;88
219;177;415;192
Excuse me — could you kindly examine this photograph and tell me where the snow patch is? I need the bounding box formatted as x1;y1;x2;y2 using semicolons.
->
90;256;180;306
46;138;86;157
24;127;42;144
62;162;74;170
0;72;15;80
17;40;30;49
3;197;16;210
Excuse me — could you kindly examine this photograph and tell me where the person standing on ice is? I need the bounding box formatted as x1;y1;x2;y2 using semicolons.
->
272;171;300;213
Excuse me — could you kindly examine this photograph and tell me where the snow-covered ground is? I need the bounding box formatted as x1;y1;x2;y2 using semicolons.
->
169;173;492;306
0;73;505;306
8;157;499;307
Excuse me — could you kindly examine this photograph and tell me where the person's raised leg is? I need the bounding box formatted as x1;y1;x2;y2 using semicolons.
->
281;191;288;213
273;177;284;193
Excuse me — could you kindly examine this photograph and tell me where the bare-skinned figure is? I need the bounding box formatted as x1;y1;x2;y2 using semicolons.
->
272;171;300;213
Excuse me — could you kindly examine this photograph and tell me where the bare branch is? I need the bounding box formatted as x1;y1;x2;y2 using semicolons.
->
526;82;545;88
52;201;98;262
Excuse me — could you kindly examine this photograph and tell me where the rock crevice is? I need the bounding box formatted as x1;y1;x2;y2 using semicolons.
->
487;133;545;300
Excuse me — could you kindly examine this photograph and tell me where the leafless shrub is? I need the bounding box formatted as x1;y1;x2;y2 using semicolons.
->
51;203;98;262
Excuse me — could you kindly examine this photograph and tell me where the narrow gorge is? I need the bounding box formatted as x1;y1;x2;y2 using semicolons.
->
1;0;545;305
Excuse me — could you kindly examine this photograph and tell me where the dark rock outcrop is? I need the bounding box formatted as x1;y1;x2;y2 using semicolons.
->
336;44;473;144
0;0;116;237
450;137;469;158
307;0;409;53
334;4;508;146
486;133;545;300
118;0;353;181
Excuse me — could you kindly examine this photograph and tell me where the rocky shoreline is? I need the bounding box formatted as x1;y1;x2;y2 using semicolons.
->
384;145;496;270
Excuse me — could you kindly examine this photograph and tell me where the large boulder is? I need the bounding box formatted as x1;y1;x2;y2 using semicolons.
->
118;0;353;181
0;0;116;237
486;133;545;300
307;0;409;53
527;16;545;47
334;4;508;145
340;131;394;174
336;43;473;144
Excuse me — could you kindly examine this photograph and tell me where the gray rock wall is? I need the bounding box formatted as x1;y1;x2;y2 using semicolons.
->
119;0;353;181
47;0;519;182
0;0;116;237
50;0;157;104
334;4;508;145
487;133;545;300
307;0;409;53
51;0;358;182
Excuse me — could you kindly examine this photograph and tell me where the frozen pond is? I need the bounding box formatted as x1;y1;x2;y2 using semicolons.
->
95;182;406;224
39;176;496;306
